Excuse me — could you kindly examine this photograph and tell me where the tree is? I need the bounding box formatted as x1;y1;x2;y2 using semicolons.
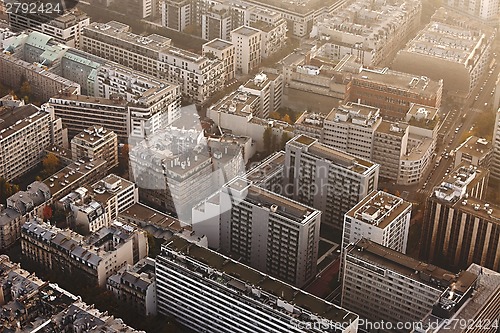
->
282;114;292;124
42;205;53;220
19;80;31;99
263;127;272;154
279;133;291;150
117;144;130;178
42;153;60;177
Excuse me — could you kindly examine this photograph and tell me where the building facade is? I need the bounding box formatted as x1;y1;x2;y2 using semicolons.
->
492;108;500;181
21;220;148;287
421;164;499;272
193;177;321;287
202;38;236;83
155;236;359;333
71;126;118;171
7;9;90;47
0;103;64;181
231;26;262;75
284;135;379;230
342;239;478;333
342;190;412;254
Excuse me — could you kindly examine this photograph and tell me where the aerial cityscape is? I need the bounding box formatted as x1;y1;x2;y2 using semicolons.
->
0;0;499;331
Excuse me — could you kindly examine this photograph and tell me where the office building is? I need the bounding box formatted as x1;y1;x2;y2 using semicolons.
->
421;164;499;272
415;263;500;333
155;236;359;333
492;108;500;181
323;102;382;161
71;126;118;171
0;255;145;332
231;26;261;75
7;8;90;47
107;257;157;316
81;21;223;104
342;191;412;254
393;8;496;99
445;0;500;24
0;103;64;181
313;0;421;66
284;135;379;230
193;177;321;287
202;38;236;83
21;219;148;287
293;111;326;141
453;136;492;169
342;239;478;333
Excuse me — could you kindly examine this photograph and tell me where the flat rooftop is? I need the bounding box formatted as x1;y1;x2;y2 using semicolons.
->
119;203;183;232
203;38;233;51
84;22;171;53
346;191;411;229
232;26;261;37
164;236;358;324
244;0;345;15
0;104;46;140
245;151;285;184
347;239;477;291
50;94;128;106
455;136;491;159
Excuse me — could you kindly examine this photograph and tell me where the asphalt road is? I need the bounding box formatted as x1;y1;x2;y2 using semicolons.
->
416;49;500;199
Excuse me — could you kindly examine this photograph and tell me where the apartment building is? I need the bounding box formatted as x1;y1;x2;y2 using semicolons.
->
445;0;500;24
48;95;128;142
129;126;245;222
156;236;359;333
342;191;412;254
162;0;192;31
0;255;145;332
0;103;64;181
342;239;478;333
21;219;148;287
7;8;90;47
239;72;283;118
0;181;50;249
0;25;17;49
393;8;496;99
107;257;157;316
202;3;234;41
71;126;118;171
202;38;235;83
249;10;287;58
2;31;181;141
244;151;284;192
345;65;443;119
314;0;421;66
421;164;499;272
293;112;325;141
192;177;321;287
59;174;138;234
231;25;261;75
81;21;224;104
284;135;379;230
323;102;382;161
453;136;492;169
492;108;500;181
372;104;439;185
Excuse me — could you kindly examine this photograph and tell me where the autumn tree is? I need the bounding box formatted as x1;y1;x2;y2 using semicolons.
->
263;127;273;154
42;205;53;220
41;153;60;178
282;114;292;124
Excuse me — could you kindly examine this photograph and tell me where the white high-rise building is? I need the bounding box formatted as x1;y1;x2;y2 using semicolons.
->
342;190;412;254
156;235;360;333
193;177;321;287
231;26;262;75
446;0;500;23
284;135;379;230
